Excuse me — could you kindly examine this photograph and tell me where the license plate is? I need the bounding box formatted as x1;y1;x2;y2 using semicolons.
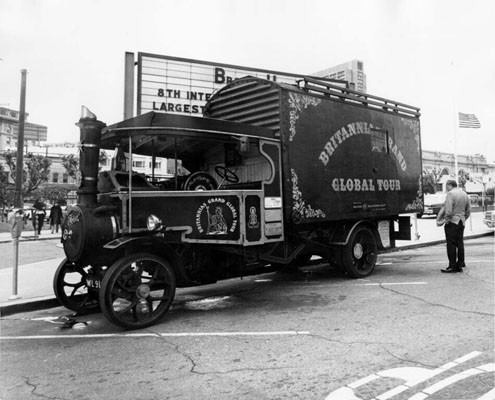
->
86;278;101;289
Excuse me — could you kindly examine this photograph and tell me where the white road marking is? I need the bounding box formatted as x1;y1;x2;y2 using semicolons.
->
348;374;380;388
378;259;494;265
360;282;427;286
325;351;482;400
477;387;495;400
0;330;311;340
408;363;495;400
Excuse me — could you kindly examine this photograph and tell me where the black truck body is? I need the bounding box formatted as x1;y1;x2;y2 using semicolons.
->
55;76;423;329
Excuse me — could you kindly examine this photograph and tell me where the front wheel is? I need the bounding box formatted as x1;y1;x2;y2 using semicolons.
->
53;258;100;313
99;253;176;329
340;226;377;278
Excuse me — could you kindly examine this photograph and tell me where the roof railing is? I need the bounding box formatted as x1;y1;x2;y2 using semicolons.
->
299;76;421;118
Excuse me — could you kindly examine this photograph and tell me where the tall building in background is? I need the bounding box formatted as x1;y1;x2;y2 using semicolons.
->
0;106;47;151
312;60;367;93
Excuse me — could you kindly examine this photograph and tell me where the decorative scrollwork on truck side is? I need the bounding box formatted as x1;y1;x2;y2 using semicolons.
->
291;169;326;223
288;92;321;141
405;175;424;211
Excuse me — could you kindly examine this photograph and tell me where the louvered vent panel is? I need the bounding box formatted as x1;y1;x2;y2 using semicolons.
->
206;79;281;134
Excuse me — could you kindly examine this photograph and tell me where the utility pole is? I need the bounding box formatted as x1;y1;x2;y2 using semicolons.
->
14;69;27;208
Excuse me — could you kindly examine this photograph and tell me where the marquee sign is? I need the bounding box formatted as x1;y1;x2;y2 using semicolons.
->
136;52;344;117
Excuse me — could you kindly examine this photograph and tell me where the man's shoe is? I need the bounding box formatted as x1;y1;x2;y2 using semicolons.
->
441;267;457;273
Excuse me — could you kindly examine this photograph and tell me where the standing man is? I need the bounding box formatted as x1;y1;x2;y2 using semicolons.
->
49;201;63;233
33;198;46;235
441;180;471;273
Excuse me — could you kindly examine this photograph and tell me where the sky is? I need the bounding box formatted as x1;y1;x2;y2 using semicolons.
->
1;0;494;162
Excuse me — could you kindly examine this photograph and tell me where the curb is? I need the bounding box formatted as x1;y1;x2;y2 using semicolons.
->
382;231;494;253
0;231;493;317
0;297;61;317
0;235;62;244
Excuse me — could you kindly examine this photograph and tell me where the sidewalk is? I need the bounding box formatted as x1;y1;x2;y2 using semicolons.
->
0;213;493;317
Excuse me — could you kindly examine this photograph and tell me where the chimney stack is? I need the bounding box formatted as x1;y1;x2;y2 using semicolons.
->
76;106;105;207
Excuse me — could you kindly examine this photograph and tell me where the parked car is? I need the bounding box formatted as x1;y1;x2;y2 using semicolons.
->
419;193;446;218
468;194;479;205
483;210;495;229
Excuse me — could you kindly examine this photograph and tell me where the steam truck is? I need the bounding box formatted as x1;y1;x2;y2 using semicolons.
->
56;76;423;329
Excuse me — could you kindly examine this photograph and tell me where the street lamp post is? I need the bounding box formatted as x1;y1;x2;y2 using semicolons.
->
14;69;27;208
9;69;27;300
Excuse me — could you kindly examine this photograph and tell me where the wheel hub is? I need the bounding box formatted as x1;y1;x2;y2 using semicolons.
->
136;284;151;299
353;243;364;259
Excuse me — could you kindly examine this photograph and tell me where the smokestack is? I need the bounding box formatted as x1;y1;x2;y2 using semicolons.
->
76;106;105;207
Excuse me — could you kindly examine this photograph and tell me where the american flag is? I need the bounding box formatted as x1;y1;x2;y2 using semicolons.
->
458;112;481;129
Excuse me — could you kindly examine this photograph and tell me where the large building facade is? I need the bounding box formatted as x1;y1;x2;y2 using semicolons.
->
422;149;494;193
312;60;367;93
0;106;47;151
422;150;493;176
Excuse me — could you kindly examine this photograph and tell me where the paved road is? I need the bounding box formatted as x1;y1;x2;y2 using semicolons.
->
1;237;493;400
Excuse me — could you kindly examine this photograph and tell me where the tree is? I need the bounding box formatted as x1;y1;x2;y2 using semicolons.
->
422;168;442;194
98;151;109;171
32;184;72;205
0;162;15;212
62;150;109;180
458;169;469;189
0;151;51;204
62;153;79;180
25;153;52;192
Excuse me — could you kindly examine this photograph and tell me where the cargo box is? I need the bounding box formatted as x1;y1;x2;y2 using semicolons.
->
205;76;423;227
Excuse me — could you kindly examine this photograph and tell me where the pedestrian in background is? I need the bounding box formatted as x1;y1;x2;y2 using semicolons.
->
441;180;471;273
49;201;63;233
33;198;46;235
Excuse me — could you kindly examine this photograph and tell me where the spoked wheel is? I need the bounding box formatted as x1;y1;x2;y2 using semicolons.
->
53;258;100;313
341;226;377;278
99;253;176;329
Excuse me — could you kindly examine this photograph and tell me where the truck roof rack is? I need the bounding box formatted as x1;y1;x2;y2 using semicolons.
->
299;76;421;118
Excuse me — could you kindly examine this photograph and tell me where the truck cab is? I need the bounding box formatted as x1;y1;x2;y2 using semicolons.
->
97;112;284;247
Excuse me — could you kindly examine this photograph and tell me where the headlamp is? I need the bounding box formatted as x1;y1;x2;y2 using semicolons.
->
147;214;163;231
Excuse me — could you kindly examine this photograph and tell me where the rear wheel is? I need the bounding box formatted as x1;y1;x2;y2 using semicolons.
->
99;253;176;329
53;258;100;313
341;226;377;278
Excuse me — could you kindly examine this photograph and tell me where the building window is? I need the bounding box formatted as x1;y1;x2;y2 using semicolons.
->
52;172;59;183
147;161;162;169
62;173;69;183
132;160;145;168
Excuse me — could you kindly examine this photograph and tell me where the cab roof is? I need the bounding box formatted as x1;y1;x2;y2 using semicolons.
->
101;111;277;158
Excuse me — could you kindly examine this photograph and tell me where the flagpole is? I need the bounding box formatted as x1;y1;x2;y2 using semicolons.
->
451;61;459;186
454;118;459;185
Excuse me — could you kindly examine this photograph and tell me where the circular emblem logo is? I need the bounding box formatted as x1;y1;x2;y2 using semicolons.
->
195;198;238;235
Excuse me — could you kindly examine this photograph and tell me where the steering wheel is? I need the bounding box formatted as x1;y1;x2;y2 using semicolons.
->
183;172;217;191
215;166;239;183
